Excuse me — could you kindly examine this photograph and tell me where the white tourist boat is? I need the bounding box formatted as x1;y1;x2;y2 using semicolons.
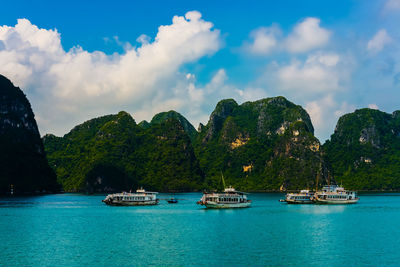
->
102;188;158;206
281;189;314;204
313;185;359;204
197;186;251;208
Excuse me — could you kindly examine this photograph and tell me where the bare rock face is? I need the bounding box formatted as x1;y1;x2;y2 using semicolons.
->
0;74;58;194
359;126;381;148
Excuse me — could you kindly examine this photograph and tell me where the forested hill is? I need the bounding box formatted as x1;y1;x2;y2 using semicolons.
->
193;97;329;191
139;110;198;141
3;68;399;193
42;96;400;192
43;111;204;192
0;74;58;195
323;108;400;190
44;96;330;192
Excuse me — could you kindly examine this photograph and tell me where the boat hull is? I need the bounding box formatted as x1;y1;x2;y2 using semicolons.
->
314;198;359;204
204;201;251;209
284;199;314;204
103;200;158;206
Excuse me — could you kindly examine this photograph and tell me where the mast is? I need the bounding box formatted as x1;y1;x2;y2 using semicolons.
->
316;162;322;192
220;171;226;189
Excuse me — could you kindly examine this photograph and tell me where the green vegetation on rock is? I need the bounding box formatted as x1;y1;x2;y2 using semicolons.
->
140;110;198;141
323;108;400;190
193;97;328;191
42;96;400;192
44;111;204;192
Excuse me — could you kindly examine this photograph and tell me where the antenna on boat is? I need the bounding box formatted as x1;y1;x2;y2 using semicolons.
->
220;171;226;189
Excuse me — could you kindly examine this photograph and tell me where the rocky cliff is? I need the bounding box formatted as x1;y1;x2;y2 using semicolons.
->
43;95;400;192
0;74;58;194
193;97;329;191
323;108;400;190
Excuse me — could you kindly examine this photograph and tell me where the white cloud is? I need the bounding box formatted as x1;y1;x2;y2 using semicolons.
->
305;95;335;133
243;17;331;55
305;96;356;141
275;52;342;94
244;26;280;55
285;18;331;53
368;103;379;110
235;87;268;102
0;12;222;135
367;29;392;53
307;53;340;67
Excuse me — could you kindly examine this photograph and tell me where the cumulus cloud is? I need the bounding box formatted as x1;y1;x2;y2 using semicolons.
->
243;17;331;55
285;18;331;53
305;95;335;134
274;52;343;94
244;26;280;55
305;96;356;140
367;29;392;53
0;12;222;135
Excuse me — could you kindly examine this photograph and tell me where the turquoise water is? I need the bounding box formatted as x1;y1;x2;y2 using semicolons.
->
0;193;399;266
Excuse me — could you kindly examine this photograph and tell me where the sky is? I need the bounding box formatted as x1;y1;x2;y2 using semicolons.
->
0;0;399;142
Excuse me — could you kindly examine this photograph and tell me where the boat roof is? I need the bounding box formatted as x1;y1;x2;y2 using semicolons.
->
110;191;158;195
204;190;249;195
135;188;158;194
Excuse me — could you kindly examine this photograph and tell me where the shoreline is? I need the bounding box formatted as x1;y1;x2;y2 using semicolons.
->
4;189;400;197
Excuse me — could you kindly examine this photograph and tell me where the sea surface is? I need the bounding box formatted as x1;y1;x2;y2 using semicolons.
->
0;193;399;266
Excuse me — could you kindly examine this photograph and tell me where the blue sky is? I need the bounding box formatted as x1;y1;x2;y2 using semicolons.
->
1;0;399;141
